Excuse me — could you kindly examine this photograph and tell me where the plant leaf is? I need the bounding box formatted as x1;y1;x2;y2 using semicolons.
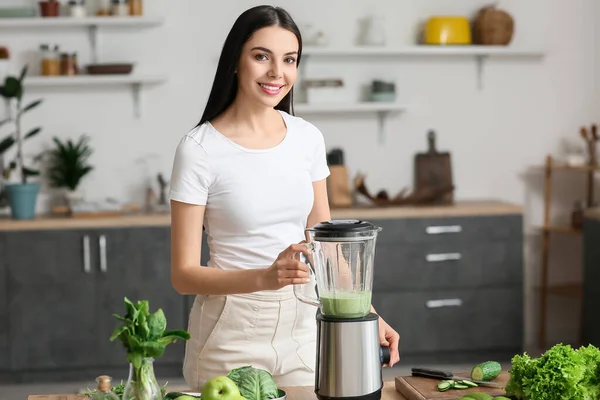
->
161;330;191;341
126;352;142;370
137;312;150;340
24;127;41;140
147;309;167;340
18;65;28;83
124;297;138;322
21;99;42;113
0;135;14;154
110;325;128;342
22;167;39;176
140;341;166;358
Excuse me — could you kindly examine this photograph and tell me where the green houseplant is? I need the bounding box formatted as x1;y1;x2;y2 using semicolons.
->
44;134;94;209
0;65;43;219
110;297;190;400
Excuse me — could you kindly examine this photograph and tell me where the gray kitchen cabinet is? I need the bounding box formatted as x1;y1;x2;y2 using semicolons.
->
6;229;98;371
0;233;8;372
370;213;524;363
3;225;187;382
583;218;600;346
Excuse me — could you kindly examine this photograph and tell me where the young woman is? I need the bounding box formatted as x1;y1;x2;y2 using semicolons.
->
168;5;400;389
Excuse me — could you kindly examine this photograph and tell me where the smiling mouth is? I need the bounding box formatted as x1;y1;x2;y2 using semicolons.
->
258;83;285;95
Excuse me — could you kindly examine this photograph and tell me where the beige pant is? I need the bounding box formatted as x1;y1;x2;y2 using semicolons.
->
182;289;317;390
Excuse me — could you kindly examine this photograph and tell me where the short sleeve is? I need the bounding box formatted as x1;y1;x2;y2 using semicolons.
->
310;125;331;182
169;135;212;205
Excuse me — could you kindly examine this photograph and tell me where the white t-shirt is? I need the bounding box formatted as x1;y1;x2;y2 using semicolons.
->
169;110;330;283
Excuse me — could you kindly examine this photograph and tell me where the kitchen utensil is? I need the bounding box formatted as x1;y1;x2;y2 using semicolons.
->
423;16;471;45
326;149;352;208
413;130;454;204
295;219;390;400
410;367;504;387
395;371;510;400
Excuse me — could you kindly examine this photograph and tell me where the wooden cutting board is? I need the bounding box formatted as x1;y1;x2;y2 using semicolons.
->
395;372;509;400
414;130;454;204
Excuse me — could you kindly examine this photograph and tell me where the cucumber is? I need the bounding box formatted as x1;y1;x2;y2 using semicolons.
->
471;361;502;381
454;383;469;389
464;393;494;400
459;380;478;387
437;381;453;392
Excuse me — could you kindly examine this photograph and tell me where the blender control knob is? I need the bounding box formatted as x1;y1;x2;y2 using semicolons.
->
380;346;391;364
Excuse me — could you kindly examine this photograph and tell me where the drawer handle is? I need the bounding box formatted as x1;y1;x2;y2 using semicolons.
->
426;299;463;308
426;253;462;262
426;225;462;234
99;235;108;273
82;235;91;273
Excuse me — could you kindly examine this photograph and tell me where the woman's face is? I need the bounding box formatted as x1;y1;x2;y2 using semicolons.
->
237;26;299;109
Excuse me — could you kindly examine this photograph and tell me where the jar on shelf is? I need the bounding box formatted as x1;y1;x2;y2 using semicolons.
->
110;0;129;16
96;0;110;16
128;0;142;16
40;44;59;76
60;53;78;75
68;0;86;17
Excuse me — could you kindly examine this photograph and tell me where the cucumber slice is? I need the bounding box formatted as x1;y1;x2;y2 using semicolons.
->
471;361;502;381
454;383;469;389
437;381;453;392
459;379;478;387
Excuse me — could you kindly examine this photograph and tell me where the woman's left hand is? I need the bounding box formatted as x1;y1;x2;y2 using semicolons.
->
378;316;400;367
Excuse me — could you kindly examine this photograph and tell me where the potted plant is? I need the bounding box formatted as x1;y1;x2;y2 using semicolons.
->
43;134;94;210
0;65;43;220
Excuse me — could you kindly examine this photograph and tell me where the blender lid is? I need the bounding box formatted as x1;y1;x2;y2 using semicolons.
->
310;219;381;240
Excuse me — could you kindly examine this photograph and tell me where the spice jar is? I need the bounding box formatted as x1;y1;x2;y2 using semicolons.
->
110;0;128;16
96;0;110;15
60;53;78;75
40;44;59;76
68;0;86;17
128;0;142;16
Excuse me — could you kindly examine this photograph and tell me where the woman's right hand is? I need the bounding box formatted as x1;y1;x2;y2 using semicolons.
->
259;243;312;290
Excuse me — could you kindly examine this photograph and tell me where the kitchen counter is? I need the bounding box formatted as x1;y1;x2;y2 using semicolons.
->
26;381;407;400
0;200;522;231
585;207;600;220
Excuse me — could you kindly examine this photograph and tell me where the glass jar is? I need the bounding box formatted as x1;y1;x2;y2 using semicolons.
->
96;0;110;16
123;357;162;400
60;53;78;75
110;0;128;16
68;0;86;17
129;0;142;16
90;376;119;400
40;44;59;76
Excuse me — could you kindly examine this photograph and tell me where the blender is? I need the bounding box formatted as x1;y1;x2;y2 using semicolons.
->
295;219;391;400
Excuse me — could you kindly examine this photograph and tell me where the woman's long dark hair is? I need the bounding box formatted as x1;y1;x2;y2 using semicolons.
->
197;5;302;127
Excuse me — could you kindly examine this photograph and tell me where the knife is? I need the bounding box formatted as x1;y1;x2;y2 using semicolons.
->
411;367;505;388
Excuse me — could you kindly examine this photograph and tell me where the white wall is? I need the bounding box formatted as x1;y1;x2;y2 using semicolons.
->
1;0;598;350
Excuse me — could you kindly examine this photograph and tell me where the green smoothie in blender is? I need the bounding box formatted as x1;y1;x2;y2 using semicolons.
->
320;290;372;318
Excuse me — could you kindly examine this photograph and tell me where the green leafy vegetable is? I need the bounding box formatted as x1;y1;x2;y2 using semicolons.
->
109;297;191;400
227;366;279;400
505;343;600;400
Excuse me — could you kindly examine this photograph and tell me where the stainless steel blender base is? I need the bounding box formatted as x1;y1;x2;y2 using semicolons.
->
314;312;386;400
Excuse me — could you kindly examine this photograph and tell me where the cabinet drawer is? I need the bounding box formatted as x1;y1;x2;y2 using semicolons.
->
373;240;523;291
372;287;523;354
373;215;522;246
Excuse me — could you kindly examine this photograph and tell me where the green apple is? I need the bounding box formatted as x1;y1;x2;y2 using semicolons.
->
202;376;241;400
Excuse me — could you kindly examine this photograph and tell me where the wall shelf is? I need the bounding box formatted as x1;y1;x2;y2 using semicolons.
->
0;16;164;63
301;45;545;90
294;102;407;144
0;16;163;28
23;74;166;118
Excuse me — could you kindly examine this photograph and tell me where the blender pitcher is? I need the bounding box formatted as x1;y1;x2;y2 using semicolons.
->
295;219;382;319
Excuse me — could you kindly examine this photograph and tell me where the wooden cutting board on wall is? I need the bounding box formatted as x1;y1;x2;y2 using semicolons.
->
395;372;509;400
414;130;454;204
